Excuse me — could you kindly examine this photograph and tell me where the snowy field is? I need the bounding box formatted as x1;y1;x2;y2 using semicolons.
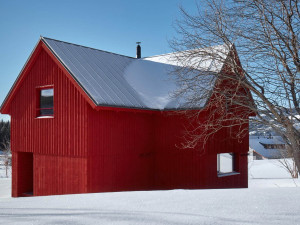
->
248;159;300;188
0;159;299;225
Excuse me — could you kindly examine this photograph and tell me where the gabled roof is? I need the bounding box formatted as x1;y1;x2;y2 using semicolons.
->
1;37;229;112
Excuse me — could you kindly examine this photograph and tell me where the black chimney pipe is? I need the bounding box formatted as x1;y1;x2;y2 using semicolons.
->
136;42;141;59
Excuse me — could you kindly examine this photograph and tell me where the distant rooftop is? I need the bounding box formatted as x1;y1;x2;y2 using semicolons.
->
249;136;286;159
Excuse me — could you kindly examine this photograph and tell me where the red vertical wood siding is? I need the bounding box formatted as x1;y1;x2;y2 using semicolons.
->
87;109;155;193
154;112;248;189
87;109;248;193
34;154;87;196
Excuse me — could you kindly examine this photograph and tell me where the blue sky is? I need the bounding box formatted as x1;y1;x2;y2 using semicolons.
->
0;0;197;121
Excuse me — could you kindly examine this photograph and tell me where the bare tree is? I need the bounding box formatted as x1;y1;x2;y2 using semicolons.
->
278;156;299;179
1;141;11;178
169;0;300;173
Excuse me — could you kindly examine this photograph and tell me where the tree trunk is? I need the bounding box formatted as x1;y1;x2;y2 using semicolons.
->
293;149;300;176
290;134;300;176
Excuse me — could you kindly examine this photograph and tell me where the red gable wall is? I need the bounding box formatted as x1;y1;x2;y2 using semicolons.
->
9;48;89;196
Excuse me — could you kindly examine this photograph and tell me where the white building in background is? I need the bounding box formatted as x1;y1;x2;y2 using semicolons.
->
249;136;286;160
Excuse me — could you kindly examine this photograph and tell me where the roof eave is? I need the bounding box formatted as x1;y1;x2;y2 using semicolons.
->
0;37;43;114
94;103;206;114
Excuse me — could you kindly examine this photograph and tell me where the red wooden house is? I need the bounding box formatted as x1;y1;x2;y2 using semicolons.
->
1;37;251;197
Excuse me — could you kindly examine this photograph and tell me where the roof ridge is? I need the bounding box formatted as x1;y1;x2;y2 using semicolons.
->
144;44;229;59
42;36;137;60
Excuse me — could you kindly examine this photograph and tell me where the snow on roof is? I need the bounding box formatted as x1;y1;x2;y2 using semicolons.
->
144;44;230;73
249;136;285;159
124;60;215;109
43;37;225;110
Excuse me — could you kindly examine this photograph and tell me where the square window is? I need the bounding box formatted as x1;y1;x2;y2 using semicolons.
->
217;153;235;174
37;88;54;117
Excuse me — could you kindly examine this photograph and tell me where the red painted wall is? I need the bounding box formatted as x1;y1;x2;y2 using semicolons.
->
87;109;248;193
34;154;87;196
154;112;248;190
6;43;249;197
87;109;156;193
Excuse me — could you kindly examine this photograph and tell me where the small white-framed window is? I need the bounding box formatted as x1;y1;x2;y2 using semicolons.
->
217;153;235;174
36;86;54;117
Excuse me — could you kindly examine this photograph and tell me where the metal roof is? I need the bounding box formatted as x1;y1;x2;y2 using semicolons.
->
42;37;223;110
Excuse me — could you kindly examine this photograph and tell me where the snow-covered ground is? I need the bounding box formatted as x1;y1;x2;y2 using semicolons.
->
0;178;10;198
0;187;299;225
0;161;12;198
0;159;299;225
248;159;300;188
